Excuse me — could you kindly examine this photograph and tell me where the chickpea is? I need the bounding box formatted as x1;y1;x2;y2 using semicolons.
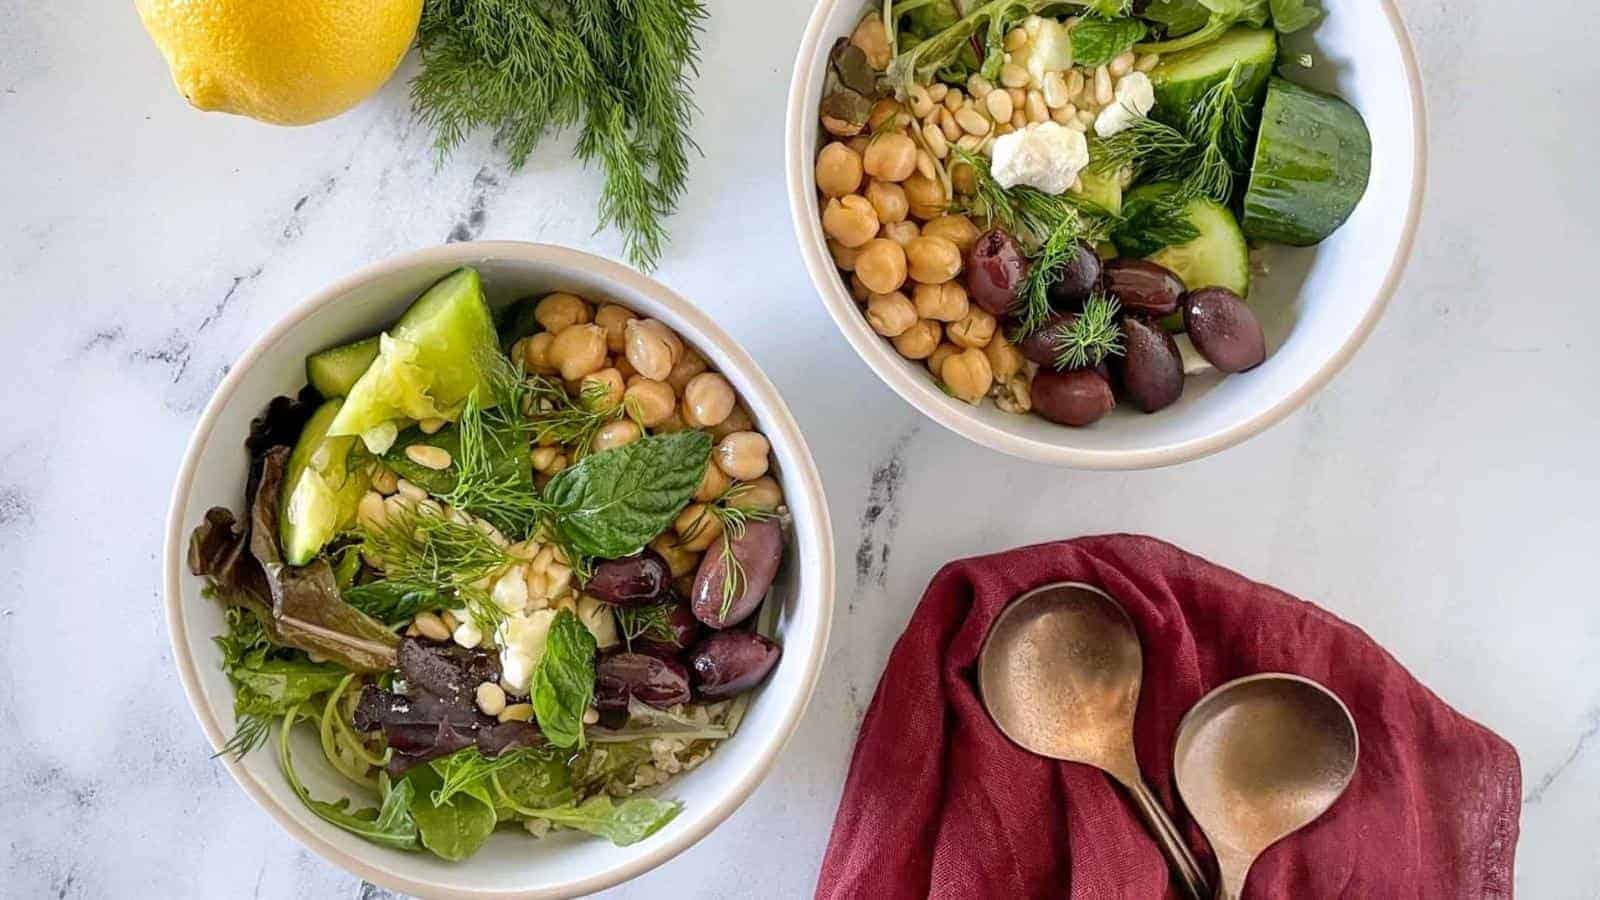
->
985;332;1025;382
865;180;908;224
822;195;879;248
863;132;917;182
710;404;754;441
653;409;690;434
847;135;871;157
905;235;963;284
867;99;905;133
903;173;947;220
849;273;871;303
682;372;735;428
947;307;997;349
549;324;606;380
625;318;676;381
594;303;636;353
673;503;724;552
649;533;700;577
920;214;980;254
828;238;862;271
816;142;863;198
927;342;959;379
866;291;917;338
914;281;969;322
715;431;771;481
880;220;919;247
850;14;892;69
942;348;994;404
666;347;708;394
694;456;732;502
623;378;676;427
592;418;642;453
520;332;558;375
614;354;637;380
534;292;592;335
580;368;625;412
854;238;907;295
729;475;783;512
892;319;942;359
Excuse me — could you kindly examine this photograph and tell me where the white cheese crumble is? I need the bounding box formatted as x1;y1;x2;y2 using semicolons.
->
1011;15;1073;87
1094;72;1155;138
496;608;557;695
990;121;1089;196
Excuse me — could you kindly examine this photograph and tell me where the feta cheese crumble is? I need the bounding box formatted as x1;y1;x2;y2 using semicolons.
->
1094;71;1155;138
990;121;1089;196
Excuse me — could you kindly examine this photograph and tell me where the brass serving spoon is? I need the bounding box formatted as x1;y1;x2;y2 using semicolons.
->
977;582;1209;900
1173;674;1359;900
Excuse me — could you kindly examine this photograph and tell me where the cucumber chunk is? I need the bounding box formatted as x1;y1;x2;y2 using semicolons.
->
281;399;368;566
1242;77;1372;246
1149;27;1277;130
1076;169;1124;216
1121;183;1250;331
306;336;379;398
327;268;500;454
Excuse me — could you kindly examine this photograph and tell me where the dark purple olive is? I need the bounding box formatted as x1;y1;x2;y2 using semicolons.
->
634;597;704;656
1101;258;1185;318
1118;316;1185;413
692;519;783;628
689;632;782;699
584;549;671;607
1031;368;1116;426
1184;287;1266;373
964;229;1029;316
1017;313;1071;368
595;652;692;710
1046;241;1102;310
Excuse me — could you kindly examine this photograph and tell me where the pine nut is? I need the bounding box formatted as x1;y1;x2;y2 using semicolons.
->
419;417;447;435
955;107;990;136
476;682;507;717
908;83;934;118
995;122;1015;136
498;703;534;723
1043;71;1069;109
440;609;458;630
370;465;398;496
939;108;961;142
943;88;964;111
1051;104;1075;125
1008;87;1026;107
357;491;386;530
956;133;983;153
916;149;936;181
1094;65;1114;105
530;446;560;471
1024;90;1048;124
1065;116;1088;132
966;73;993;99
999;63;1029;89
405;444;452;470
1136;53;1160;72
927;82;948;102
582;706;600;725
413;611;450;642
1109;51;1136;77
1004;26;1028;51
1010;110;1026;130
1066;69;1086;99
922;122;949;159
1078;109;1097;127
396;479;426;501
984;89;1013;123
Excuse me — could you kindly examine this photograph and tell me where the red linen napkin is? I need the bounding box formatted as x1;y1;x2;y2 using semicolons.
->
816;535;1521;899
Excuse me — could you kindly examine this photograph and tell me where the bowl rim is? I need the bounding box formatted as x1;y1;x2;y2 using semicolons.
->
161;241;837;899
785;0;1429;470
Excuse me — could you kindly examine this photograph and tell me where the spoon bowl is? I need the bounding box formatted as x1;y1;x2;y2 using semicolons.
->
1174;674;1359;899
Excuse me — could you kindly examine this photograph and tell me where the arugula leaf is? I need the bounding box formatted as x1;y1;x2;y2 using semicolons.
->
531;611;598;749
1069;17;1148;68
343;580;445;624
543;431;711;559
1113;191;1202;256
214;607;348;759
277;710;420;851
1268;0;1320;33
404;764;497;861
522;795;681;847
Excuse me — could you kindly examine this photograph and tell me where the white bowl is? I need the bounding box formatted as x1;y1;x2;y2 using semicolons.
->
162;242;835;899
787;2;1427;469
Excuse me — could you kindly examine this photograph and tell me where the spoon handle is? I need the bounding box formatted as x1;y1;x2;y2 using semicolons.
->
1125;778;1210;900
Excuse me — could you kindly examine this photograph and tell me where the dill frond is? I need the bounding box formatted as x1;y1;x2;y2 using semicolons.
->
218;714;272;761
952;147;1116;251
616;603;677;649
1013;219;1087;336
1051;293;1125;370
1149;63;1252;203
359;497;516;634
522;374;625;458
678;483;780;622
1087;116;1193;178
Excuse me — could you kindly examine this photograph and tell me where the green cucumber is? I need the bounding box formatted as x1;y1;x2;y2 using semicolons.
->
281;399;368;566
306;336;380;398
1242;77;1372;246
1149;27;1276;130
1121;183;1250;330
1076;169;1124;216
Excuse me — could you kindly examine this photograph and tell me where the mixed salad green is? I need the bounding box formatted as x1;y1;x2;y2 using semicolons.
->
190;269;786;861
816;0;1372;426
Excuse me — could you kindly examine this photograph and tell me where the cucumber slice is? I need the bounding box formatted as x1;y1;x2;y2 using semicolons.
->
1242;77;1372;246
1076;169;1124;215
327;268;500;453
281;399;369;566
306;336;379;398
1149;27;1277;130
1121;183;1250;331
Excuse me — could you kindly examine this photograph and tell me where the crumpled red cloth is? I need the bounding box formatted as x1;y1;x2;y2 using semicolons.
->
816;535;1521;899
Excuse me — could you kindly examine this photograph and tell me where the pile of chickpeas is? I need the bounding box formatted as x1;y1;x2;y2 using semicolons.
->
507;292;785;591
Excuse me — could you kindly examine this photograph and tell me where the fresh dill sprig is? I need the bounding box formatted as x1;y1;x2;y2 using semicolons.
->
522;374;629;459
219;714;272;762
1013;218;1090;336
952;147;1116;251
1149;63;1252;203
676;483;779;621
1086;115;1193;179
616;602;677;649
440;371;548;539
359;497;516;635
1051;293;1125;370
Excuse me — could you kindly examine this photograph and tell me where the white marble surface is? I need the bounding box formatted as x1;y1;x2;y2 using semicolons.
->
1;0;1596;897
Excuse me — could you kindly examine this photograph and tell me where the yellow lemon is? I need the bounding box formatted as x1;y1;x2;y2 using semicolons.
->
136;0;423;126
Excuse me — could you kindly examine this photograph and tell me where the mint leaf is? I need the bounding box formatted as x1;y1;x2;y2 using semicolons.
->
1269;0;1320;33
544;431;711;559
524;795;681;847
343;579;444;624
1070;17;1148;68
532;610;597;749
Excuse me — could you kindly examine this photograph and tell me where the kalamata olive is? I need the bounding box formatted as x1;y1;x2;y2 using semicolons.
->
584;549;671;607
595;652;692;710
634;597;704;656
1017;313;1071;367
964;229;1029;316
1101;258;1185;318
692;519;783;628
1031;368;1116;426
1118;316;1185;413
689;632;782;699
1183;287;1266;373
1046;241;1102;310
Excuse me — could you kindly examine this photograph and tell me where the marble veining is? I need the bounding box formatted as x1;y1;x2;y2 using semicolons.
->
2;0;1598;897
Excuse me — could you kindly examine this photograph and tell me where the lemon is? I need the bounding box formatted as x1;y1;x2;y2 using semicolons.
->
136;0;423;126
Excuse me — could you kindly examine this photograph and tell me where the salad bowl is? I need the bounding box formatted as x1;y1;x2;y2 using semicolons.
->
786;0;1427;469
162;242;835;898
